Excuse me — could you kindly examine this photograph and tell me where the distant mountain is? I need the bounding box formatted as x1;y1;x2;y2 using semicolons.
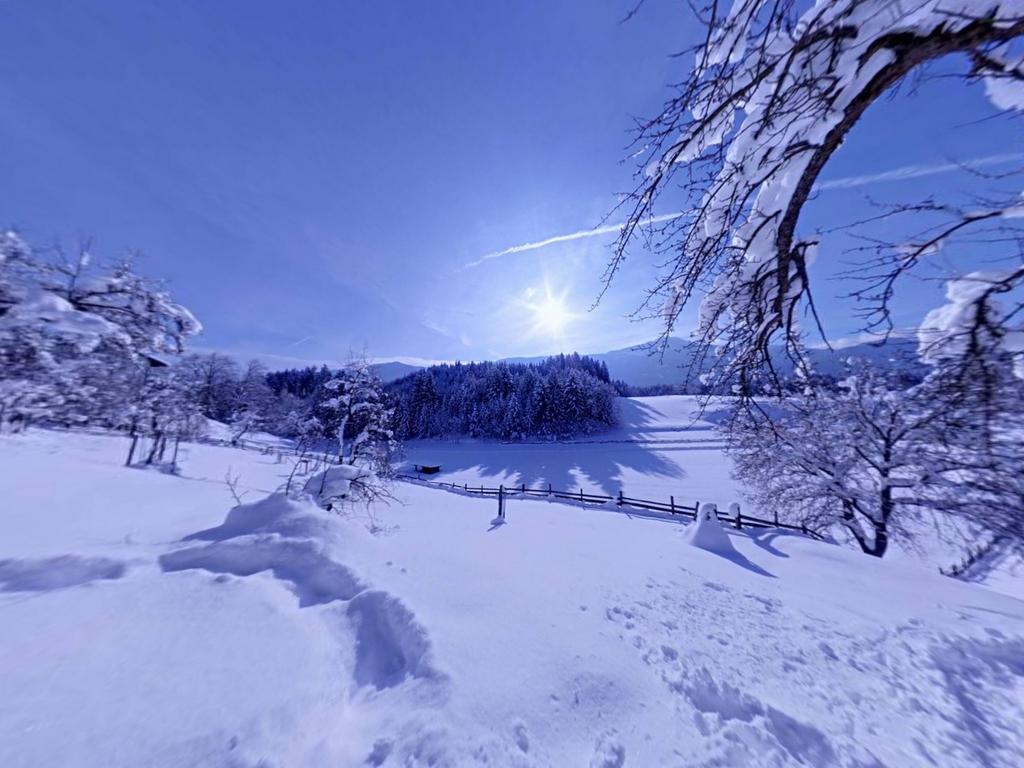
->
375;337;925;389
369;361;424;383
582;337;926;388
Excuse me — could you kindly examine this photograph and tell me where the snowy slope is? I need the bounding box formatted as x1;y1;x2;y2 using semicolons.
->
2;427;1024;766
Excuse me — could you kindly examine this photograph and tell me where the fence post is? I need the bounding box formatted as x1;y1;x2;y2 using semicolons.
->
774;509;779;527
618;490;624;507
734;503;742;530
670;495;675;514
579;488;584;504
801;522;808;535
499;484;505;519
548;483;552;497
464;483;468;492
521;483;526;495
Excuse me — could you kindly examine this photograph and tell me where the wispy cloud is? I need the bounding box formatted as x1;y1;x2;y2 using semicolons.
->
467;153;1024;268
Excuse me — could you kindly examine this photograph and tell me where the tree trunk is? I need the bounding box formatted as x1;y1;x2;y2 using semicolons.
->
125;419;139;466
338;414;349;464
145;432;162;464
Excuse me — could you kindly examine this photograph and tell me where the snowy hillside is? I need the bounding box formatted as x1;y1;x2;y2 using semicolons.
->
2;422;1024;767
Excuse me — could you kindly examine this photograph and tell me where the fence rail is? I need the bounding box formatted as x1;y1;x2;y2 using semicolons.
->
183;434;819;539
395;473;821;538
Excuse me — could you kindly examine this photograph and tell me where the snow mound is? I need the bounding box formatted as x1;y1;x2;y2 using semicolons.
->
161;490;446;689
161;537;366;607
682;503;737;555
182;491;333;543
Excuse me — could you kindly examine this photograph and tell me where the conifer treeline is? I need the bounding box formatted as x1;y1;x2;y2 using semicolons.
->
388;354;617;440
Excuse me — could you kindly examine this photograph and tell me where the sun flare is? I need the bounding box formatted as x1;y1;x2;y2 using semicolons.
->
534;295;570;335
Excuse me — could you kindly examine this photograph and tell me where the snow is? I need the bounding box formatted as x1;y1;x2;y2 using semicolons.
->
400;396;738;508
304;464;371;506
984;51;1024;111
2;414;1024;766
683;503;738;555
200;417;293;449
0;286;126;350
628;0;1024;389
918;270;1024;378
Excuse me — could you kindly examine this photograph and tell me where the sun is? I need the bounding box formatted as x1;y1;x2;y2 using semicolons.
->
534;295;570;335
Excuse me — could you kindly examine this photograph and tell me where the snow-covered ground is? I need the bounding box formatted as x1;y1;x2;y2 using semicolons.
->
400;396;739;509
400;396;1011;589
3;407;1024;766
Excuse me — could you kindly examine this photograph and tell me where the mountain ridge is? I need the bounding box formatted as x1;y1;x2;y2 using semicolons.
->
373;336;925;387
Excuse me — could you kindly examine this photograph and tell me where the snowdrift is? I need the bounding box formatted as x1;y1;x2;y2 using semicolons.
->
3;428;1024;766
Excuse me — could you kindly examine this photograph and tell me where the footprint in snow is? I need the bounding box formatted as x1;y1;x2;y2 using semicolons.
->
590;730;626;768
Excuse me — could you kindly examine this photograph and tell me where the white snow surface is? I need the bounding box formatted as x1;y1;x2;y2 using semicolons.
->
2;410;1024;766
401;396;736;508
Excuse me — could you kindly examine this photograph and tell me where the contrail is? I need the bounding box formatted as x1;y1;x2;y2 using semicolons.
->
465;152;1024;268
815;152;1024;190
463;211;686;269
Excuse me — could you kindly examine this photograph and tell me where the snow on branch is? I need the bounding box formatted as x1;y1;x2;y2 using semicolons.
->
611;0;1024;392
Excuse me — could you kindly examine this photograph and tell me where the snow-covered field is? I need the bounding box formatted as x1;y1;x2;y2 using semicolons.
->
400;397;739;508
3;402;1024;767
401;396;1012;589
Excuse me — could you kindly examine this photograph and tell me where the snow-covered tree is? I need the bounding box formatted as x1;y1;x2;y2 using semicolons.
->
228;360;275;444
609;0;1024;394
177;353;240;423
317;357;397;475
120;362;204;471
0;234;201;431
728;369;940;557
914;276;1024;550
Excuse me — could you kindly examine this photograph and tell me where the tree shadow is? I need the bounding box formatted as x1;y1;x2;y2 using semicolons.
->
613;397;726;436
745;529;798;559
706;546;776;578
399;437;683;498
396;396;748;503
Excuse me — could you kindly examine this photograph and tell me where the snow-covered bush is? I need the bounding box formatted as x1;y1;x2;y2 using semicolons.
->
303;464;378;509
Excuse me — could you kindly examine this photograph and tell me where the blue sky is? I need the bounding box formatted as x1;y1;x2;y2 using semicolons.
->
1;1;1021;366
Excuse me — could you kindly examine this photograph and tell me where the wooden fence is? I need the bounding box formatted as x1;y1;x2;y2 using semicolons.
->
394;473;821;538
